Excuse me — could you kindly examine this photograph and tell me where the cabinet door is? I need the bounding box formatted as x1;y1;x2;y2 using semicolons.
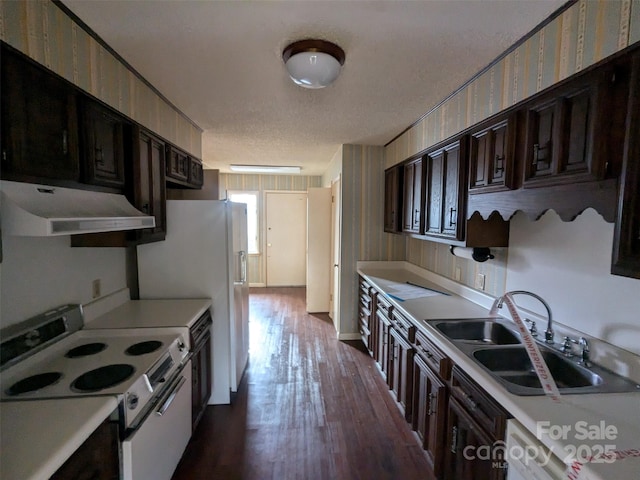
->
80;99;126;189
389;327;414;421
384;166;402;233
1;46;79;182
469;116;515;193
191;332;212;431
524;82;599;187
166;145;190;184
413;354;447;479
444;398;507;480
402;158;423;233
135;130;167;243
612;52;640;279
189;158;204;188
425;140;465;240
50;420;119;480
376;310;391;382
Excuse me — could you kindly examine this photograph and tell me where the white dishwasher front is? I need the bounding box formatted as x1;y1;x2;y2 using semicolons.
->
122;361;192;480
506;419;567;480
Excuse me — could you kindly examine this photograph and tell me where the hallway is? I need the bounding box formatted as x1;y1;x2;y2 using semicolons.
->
172;287;433;480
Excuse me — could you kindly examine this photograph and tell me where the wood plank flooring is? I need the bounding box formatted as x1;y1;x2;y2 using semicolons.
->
172;287;434;480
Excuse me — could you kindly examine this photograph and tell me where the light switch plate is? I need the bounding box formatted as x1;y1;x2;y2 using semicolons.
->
475;273;486;290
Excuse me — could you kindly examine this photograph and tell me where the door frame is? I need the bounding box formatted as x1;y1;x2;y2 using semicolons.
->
329;176;341;334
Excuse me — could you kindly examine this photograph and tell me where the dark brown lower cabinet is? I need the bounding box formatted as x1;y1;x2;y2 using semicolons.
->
413;353;447;478
191;313;212;432
50;419;119;480
444;397;506;480
375;309;392;382
444;366;511;480
388;326;414;421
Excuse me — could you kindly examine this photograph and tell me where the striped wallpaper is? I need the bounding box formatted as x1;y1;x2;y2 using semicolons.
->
339;145;406;335
219;173;323;285
0;0;202;156
384;0;640;300
385;0;639;168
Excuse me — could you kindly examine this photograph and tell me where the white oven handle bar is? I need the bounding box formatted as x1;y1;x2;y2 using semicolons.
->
156;375;187;416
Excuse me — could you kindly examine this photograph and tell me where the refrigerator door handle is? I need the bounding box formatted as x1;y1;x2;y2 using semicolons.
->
235;251;247;285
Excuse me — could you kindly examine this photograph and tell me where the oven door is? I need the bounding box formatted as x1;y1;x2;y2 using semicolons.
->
122;361;192;480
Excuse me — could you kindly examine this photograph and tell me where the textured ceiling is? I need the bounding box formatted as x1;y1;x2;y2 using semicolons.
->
62;0;566;176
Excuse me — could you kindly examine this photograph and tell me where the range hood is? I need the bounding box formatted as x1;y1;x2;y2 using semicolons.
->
1;180;155;236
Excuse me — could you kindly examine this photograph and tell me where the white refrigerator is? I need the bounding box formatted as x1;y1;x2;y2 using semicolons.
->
137;200;249;405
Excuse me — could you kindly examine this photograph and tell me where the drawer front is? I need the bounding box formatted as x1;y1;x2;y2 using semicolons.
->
414;329;450;380
359;321;371;350
359;292;373;312
376;294;393;318
391;309;416;343
450;366;511;440
358;305;370;329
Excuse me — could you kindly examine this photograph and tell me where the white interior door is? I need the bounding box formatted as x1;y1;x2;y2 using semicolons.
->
265;191;307;286
329;178;341;331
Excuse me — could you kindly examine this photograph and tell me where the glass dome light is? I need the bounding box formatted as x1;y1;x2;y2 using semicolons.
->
282;39;345;89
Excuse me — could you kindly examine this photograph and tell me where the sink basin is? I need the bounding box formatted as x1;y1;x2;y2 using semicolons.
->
472;347;601;389
431;319;521;345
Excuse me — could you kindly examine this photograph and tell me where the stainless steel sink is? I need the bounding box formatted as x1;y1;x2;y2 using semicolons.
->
431;319;520;345
426;318;640;395
473;346;602;389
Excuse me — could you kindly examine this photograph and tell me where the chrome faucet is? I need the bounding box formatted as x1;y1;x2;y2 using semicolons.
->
496;290;554;344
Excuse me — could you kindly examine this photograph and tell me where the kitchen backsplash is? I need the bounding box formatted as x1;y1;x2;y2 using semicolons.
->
406;238;508;297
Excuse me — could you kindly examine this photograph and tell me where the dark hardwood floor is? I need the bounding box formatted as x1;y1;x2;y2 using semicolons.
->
172;287;434;480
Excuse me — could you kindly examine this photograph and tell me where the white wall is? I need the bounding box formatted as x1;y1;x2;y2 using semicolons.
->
505;209;640;356
0;235;127;327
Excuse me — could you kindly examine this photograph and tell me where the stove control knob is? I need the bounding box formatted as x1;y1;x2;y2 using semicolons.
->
178;341;186;352
127;393;139;410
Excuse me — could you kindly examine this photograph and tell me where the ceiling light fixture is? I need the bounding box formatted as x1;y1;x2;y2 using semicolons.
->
282;39;345;89
229;165;301;174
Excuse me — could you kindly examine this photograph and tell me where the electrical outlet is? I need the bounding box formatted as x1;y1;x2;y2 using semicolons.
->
92;279;101;299
475;273;486;291
454;266;462;282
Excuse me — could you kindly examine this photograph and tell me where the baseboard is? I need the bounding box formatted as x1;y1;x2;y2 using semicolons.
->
249;283;266;287
338;332;361;341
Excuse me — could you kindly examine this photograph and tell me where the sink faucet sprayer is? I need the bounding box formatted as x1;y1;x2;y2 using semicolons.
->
493;290;555;344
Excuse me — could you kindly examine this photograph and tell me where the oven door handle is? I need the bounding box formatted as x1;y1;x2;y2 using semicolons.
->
155;375;187;417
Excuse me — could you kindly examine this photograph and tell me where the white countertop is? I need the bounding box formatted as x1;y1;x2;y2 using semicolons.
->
358;261;640;480
85;298;212;330
0;397;119;480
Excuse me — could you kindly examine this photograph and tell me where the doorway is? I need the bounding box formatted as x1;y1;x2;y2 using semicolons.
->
265;191;307;286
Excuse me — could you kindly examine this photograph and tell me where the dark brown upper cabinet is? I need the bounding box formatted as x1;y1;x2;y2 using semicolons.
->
402;157;424;233
1;44;80;184
468;112;517;193
522;66;618;188
384;165;403;233
424;139;466;241
166;144;190;184
133;128;167;244
612;51;640;280
166;144;203;189
79;98;127;189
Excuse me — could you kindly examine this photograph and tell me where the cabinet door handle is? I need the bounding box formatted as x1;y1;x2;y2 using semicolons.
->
448;207;457;227
494;154;505;173
427;392;435;416
450;425;458;453
62;130;68;155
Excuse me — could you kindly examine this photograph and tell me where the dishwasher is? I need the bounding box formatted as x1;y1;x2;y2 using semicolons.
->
506;419;567;480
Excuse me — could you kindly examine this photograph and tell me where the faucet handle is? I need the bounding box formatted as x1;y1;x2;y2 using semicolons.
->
562;336;575;356
524;319;538;337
